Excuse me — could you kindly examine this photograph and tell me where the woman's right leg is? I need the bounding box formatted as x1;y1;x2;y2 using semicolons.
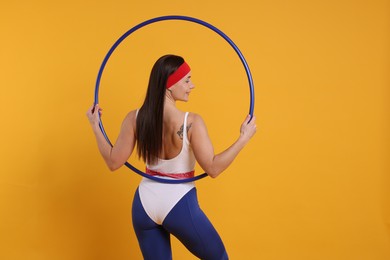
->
162;188;229;260
132;188;172;260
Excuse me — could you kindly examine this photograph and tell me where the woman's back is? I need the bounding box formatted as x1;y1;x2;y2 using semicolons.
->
161;109;186;160
147;109;196;176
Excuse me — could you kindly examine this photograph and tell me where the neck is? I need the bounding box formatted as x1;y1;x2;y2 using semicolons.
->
164;91;176;107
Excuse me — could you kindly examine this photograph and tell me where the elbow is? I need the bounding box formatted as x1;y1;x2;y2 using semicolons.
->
108;165;118;172
107;160;123;172
208;173;219;179
206;167;222;179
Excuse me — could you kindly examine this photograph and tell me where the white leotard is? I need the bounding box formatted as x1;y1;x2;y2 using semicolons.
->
138;112;196;224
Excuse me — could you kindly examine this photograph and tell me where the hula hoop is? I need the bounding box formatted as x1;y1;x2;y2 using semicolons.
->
94;15;255;184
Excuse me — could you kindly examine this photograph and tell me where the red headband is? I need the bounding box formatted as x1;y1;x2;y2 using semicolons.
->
166;62;191;89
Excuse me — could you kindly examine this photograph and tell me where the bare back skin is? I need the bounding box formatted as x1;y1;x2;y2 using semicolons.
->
161;109;189;160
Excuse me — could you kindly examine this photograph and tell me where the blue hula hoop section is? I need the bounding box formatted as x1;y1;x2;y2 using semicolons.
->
94;15;255;184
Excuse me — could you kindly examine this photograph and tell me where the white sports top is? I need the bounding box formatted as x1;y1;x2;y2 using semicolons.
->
138;112;196;224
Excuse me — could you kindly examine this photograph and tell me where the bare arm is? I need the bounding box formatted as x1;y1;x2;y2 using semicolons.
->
86;104;136;171
189;114;257;178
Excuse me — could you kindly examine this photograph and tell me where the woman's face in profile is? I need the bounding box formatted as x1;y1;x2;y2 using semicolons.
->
169;72;194;102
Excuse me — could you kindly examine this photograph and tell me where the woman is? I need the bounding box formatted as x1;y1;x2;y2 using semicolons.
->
87;54;256;259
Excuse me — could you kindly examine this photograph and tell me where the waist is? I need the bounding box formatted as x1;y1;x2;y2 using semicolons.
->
145;167;195;179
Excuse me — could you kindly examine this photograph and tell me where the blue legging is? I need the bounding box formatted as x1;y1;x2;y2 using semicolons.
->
132;188;229;260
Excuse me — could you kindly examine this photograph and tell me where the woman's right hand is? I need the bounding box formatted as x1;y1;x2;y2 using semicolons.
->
239;115;257;143
86;104;102;127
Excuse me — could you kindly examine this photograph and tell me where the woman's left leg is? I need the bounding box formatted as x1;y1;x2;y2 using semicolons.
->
132;188;172;260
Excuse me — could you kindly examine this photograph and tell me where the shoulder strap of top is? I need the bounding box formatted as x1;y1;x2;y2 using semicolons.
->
183;112;189;142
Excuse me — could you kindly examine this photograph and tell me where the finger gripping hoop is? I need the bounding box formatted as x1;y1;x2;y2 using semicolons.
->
94;15;255;184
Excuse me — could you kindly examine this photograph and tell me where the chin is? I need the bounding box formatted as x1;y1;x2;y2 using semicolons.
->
182;96;189;102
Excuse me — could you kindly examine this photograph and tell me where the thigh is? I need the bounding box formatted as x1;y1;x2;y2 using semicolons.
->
132;188;172;260
162;188;229;260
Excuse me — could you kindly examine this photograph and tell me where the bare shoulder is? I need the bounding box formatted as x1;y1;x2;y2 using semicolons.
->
187;112;205;127
187;113;208;141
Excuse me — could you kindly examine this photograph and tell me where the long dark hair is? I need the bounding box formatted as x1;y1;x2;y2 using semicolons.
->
136;54;185;164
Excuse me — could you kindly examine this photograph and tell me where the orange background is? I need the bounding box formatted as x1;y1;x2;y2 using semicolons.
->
1;0;389;259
